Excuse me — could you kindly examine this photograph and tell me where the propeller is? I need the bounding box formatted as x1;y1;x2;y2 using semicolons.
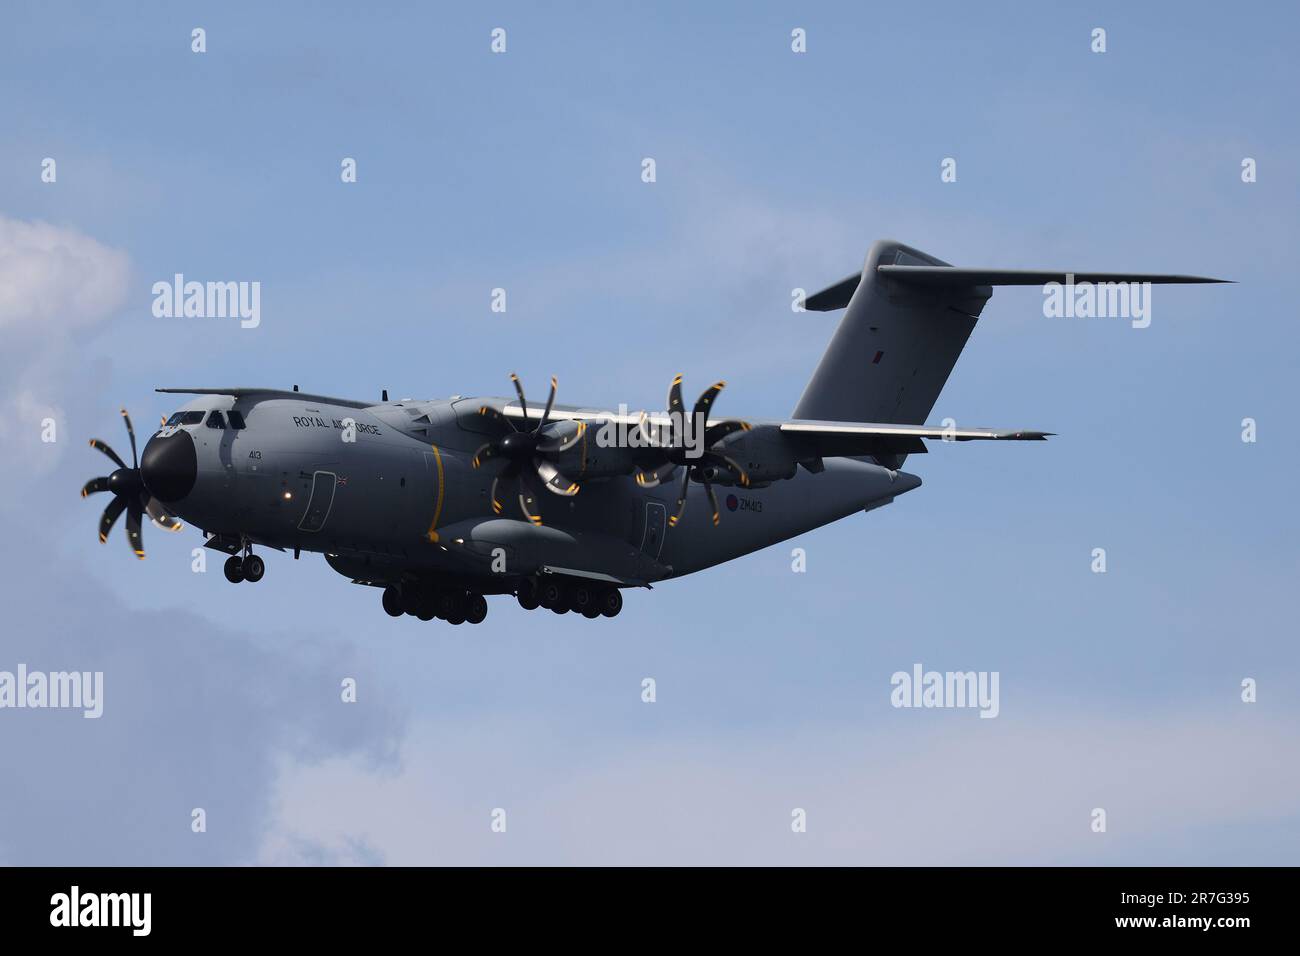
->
635;375;751;528
471;374;585;525
82;408;182;558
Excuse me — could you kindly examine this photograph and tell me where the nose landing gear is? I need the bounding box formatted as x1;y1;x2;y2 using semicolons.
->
222;541;265;584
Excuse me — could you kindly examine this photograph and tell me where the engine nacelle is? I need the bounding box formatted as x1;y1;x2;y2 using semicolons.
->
710;426;799;485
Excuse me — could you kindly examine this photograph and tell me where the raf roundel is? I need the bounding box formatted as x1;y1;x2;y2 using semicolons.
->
726;494;739;512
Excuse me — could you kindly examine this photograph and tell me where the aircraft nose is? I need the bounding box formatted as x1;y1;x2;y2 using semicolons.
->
140;430;197;502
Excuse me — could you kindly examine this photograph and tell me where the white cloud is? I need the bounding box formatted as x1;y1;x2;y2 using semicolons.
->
260;708;1300;865
0;215;131;489
0;214;130;331
0;389;65;480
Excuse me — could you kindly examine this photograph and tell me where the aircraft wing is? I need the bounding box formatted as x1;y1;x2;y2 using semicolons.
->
156;387;374;410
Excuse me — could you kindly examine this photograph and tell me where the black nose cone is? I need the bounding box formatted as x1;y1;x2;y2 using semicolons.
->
141;430;197;502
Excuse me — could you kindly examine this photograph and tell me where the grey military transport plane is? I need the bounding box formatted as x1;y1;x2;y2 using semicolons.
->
81;240;1225;625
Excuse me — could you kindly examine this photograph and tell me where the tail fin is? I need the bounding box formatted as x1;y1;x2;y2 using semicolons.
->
794;240;986;425
794;239;1228;424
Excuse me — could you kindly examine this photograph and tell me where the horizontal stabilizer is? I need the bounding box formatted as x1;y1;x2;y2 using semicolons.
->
805;263;1229;311
878;265;1231;287
781;419;1052;458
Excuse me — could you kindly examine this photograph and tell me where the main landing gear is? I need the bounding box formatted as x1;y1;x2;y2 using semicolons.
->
223;544;265;584
516;579;622;619
382;584;489;625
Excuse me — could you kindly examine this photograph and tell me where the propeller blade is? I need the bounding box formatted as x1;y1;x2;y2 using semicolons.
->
637;411;666;449
534;376;557;434
477;405;516;434
704;419;750;447
668;468;691;527
125;501;145;559
689;381;725;447
471;441;500;469
120;408;138;467
98;495;127;543
143;494;183;531
89;439;126;470
517;479;543;526
489;475;506;515
667;374;685;421
534;458;579;496
509;373;529;421
536;419;585;454
634;462;676;489
488;461;522;516
692;381;725;420
703;479;721;527
81;476;111;498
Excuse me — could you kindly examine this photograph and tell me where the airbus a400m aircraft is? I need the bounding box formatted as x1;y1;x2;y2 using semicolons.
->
81;240;1224;625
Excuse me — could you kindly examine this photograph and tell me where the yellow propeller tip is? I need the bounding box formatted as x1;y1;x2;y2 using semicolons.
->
98;534;107;543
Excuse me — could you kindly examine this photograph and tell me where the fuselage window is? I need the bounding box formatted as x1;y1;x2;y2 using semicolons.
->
206;411;227;429
227;410;247;429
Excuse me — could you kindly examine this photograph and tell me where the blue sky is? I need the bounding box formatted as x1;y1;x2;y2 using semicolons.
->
0;1;1296;864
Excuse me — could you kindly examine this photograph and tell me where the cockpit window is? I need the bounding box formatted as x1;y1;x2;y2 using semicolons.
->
227;410;247;430
165;411;205;426
206;411;226;429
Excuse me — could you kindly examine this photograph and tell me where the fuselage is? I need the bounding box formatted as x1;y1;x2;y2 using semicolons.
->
141;392;919;590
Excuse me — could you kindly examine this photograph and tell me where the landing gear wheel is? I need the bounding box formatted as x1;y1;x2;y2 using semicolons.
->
599;588;623;618
581;605;601;619
382;586;404;617
416;603;435;622
465;593;488;625
516;581;540;611
223;555;244;583
540;580;564;610
569;585;592;615
445;592;467;625
242;553;265;583
434;591;458;620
